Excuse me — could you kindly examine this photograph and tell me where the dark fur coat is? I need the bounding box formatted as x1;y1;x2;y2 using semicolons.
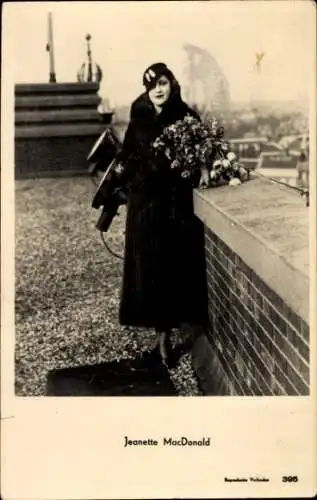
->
118;92;208;329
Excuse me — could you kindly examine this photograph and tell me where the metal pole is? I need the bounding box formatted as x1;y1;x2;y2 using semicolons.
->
47;12;56;82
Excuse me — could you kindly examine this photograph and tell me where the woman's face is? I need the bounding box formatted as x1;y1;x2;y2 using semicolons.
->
148;75;171;107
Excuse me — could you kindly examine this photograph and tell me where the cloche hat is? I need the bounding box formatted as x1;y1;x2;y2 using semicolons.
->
142;62;175;91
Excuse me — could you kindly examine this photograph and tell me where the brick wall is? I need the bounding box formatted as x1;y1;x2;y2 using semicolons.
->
193;176;310;396
204;227;309;396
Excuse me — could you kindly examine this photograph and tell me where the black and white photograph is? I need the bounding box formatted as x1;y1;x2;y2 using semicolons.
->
10;1;312;398
1;1;316;498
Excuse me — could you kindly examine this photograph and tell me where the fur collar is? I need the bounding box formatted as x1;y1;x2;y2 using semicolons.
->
129;92;198;134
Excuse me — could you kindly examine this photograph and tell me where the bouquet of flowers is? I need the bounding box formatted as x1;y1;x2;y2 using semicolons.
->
152;114;249;187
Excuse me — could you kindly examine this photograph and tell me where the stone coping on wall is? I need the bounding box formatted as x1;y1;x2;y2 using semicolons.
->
193;175;309;324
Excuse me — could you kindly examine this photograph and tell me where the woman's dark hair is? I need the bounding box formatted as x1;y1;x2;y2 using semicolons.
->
166;74;181;103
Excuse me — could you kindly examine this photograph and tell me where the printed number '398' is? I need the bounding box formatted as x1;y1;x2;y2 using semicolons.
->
282;476;298;482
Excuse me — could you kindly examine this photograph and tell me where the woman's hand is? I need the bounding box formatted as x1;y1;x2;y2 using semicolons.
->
199;167;210;189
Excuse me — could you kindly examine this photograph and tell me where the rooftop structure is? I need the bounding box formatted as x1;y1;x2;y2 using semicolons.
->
183;44;230;113
77;34;103;84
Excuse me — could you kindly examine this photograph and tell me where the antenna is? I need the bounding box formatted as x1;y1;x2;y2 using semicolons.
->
46;12;56;82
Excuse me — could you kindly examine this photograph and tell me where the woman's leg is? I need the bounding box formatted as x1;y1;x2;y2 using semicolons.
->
154;328;175;368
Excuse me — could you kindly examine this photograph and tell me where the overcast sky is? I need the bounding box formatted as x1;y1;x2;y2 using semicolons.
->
3;1;315;107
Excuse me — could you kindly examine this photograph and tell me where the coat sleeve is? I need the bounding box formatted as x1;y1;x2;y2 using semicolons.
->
114;99;141;189
116;121;136;165
116;94;149;165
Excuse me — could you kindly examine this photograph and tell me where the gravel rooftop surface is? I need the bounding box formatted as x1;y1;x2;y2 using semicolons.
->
15;176;202;396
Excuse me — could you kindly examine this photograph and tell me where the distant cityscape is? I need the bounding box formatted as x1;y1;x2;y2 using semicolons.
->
107;45;309;191
111;103;309;191
16;30;310;190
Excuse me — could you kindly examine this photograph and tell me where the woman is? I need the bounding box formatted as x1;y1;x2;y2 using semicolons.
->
117;62;209;368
